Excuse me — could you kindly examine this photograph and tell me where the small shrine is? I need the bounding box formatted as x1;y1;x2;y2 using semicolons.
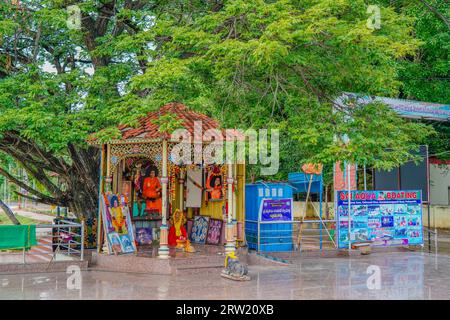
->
89;102;246;259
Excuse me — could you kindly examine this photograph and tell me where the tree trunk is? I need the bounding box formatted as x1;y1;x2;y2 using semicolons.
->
0;198;20;225
0;134;100;220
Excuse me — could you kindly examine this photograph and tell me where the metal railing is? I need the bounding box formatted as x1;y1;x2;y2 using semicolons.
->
423;227;438;254
246;219;437;255
246;219;337;253
1;219;84;264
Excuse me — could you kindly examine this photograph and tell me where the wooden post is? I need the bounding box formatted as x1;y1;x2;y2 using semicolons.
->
158;139;170;259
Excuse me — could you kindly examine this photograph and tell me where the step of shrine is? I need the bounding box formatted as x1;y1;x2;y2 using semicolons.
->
169;255;225;275
0;259;88;274
90;248;250;275
90;252;172;275
173;265;224;275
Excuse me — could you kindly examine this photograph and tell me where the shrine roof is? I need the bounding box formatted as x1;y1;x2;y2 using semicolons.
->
89;102;244;144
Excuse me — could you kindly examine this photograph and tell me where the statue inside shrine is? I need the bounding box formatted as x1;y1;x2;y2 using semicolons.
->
142;168;162;216
168;209;195;252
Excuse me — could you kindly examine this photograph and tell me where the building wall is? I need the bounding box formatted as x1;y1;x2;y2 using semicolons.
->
430;164;450;205
422;205;450;229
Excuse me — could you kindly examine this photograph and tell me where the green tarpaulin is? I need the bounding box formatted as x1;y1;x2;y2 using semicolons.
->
0;225;37;251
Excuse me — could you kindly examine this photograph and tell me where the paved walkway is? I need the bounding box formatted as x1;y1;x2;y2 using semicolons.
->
0;251;448;300
8;205;55;223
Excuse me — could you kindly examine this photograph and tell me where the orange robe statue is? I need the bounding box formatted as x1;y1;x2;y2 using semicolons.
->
142;174;162;214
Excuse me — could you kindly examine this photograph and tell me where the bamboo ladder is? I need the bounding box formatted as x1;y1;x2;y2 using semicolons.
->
295;174;314;251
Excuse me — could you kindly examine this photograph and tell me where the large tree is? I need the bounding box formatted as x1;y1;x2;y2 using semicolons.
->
0;0;158;217
0;0;435;218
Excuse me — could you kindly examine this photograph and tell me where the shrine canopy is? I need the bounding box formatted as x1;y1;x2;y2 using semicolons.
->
89;102;244;144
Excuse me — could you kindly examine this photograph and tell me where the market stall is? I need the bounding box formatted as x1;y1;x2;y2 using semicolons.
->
89;102;245;259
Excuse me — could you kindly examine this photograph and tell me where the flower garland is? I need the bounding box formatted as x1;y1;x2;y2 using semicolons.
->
221;165;227;201
169;164;180;206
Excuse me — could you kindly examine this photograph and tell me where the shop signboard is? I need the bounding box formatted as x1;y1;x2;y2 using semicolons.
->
259;198;293;222
337;190;423;249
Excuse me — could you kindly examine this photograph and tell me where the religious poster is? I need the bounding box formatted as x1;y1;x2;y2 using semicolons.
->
108;233;122;254
121;181;132;200
259;198;293;222
190;216;210;244
337;190;423;249
186;167;203;208
120;234;135;253
101;193;137;254
206;219;223;245
135;227;152;245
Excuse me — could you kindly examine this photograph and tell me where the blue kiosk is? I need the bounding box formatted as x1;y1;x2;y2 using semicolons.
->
245;182;294;252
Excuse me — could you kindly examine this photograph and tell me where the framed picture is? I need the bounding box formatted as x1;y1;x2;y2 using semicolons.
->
101;193;137;255
121;181;132;199
135;227;152;245
108;233;122;254
206;219;223;245
120;234;135;253
190;216;210;244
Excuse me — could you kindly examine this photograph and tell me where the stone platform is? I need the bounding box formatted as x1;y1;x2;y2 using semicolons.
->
90;245;248;275
0;259;88;274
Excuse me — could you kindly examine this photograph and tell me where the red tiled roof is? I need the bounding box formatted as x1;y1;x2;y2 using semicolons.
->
89;102;245;143
117;102;221;140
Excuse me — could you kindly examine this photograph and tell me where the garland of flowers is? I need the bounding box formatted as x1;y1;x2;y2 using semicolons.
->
221;165;227;201
169;164;180;206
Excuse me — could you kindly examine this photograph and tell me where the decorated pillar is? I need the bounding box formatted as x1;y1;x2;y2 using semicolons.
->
178;168;185;210
158;139;170;259
232;163;238;242
225;162;236;254
105;144;112;192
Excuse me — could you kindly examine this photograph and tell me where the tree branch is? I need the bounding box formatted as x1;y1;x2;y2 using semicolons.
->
417;0;450;29
0;167;63;205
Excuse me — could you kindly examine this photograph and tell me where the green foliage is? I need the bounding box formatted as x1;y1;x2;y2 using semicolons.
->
0;0;440;187
126;0;433;178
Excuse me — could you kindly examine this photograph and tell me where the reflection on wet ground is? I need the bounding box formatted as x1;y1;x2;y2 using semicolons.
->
0;251;448;300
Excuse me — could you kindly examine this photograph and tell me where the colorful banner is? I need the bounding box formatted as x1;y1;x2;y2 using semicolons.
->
259;198;293;222
337;190;423;249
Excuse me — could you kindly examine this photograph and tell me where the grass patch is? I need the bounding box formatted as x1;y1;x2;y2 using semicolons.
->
0;212;45;225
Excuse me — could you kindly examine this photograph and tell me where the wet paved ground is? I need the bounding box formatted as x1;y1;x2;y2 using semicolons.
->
0;251;448;300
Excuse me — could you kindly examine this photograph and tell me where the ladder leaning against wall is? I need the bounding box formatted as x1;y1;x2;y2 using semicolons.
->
288;170;337;252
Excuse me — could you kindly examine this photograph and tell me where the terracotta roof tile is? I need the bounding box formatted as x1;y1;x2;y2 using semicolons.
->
89;102;245;143
120;102;221;140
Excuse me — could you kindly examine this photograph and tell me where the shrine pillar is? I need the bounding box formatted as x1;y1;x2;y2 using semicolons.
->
158;139;170;259
225;162;236;254
105;144;112;192
179;168;185;210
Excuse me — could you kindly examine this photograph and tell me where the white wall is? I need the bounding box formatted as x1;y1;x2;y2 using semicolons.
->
430;164;450;205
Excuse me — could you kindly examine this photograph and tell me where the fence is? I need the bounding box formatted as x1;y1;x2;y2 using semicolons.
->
423;227;438;254
0;219;84;264
246;219;439;254
246;219;337;253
